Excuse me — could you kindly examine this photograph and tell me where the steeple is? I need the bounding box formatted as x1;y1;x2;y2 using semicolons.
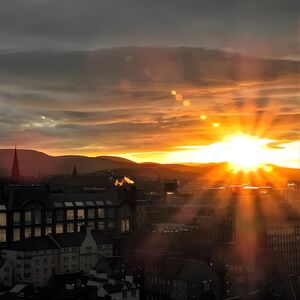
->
11;146;20;181
72;164;78;177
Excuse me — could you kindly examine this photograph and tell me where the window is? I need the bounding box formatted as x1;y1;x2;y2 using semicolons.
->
34;227;41;237
108;220;115;230
13;228;20;241
13;212;20;225
87;209;95;219
56;210;64;222
121;218;130;233
77;221;84;232
25;211;32;225
34;210;41;224
0;229;6;242
97;221;105;230
45;226;52;235
67;223;74;233
67;210;74;220
97;208;104;218
77;209;84;220
0;213;6;226
56;224;63;234
45;211;52;224
88;220;94;228
25;227;31;238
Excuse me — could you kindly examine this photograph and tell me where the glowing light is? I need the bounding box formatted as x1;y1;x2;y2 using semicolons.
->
212;122;220;128
263;165;273;172
114;176;135;186
171;90;177;96
119;137;299;169
183;100;190;107
41;116;46;120
175;94;183;101
200;115;207;120
223;135;270;173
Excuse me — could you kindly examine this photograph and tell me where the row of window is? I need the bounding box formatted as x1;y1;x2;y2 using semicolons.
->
0;219;118;242
0;208;115;226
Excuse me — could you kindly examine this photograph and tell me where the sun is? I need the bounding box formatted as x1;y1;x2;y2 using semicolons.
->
222;135;270;173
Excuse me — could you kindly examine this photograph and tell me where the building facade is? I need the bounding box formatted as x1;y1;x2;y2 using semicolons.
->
1;227;113;287
0;183;137;246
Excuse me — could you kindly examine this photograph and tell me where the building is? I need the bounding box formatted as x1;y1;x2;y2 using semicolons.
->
0;258;13;287
86;269;139;299
1;227;113;287
265;218;300;274
144;257;222;300
0;182;136;246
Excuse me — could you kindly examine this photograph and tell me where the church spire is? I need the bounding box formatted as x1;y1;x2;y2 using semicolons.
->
11;146;20;181
72;164;78;177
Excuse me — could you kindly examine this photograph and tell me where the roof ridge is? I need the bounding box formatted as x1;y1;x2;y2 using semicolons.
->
48;234;62;249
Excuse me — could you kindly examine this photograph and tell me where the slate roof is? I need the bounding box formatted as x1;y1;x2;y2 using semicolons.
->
50;230;111;248
0;258;7;268
8;236;59;251
49;188;124;206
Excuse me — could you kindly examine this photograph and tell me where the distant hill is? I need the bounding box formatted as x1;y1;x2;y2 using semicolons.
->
0;149;299;185
0;149;137;177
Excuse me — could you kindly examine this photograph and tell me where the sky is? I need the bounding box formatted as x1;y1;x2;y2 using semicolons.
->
0;0;299;168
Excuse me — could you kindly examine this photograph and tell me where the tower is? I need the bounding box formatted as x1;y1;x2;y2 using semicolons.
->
11;146;20;181
72;165;78;177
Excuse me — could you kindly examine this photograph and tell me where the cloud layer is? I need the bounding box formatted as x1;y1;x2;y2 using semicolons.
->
0;47;299;165
0;0;299;59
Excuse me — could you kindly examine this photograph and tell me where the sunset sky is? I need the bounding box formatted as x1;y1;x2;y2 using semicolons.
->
0;0;299;168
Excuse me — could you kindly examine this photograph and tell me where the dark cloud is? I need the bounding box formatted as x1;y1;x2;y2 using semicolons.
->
0;0;298;59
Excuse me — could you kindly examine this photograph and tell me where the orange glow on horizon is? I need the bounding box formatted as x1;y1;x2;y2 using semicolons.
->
119;135;300;170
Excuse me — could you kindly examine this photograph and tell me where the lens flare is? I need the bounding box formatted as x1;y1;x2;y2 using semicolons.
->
223;135;270;173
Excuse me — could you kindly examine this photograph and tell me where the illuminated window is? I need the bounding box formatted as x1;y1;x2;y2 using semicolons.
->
34;227;41;237
66;210;74;220
97;208;104;218
45;226;52;235
13;228;20;241
25;227;31;238
121;218;130;233
0;229;6;242
77;209;84;220
0;213;6;226
56;224;63;234
67;223;74;233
